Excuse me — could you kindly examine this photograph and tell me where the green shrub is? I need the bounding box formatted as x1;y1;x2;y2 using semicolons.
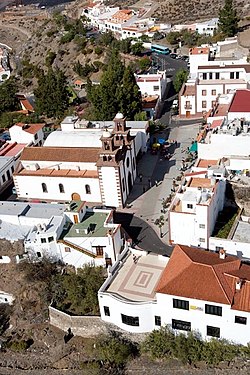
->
94;46;102;56
141;326;175;359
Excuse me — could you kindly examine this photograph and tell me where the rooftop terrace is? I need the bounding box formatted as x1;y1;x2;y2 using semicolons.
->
65;211;109;238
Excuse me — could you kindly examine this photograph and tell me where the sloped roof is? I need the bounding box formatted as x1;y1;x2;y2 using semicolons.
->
156;245;241;305
228;89;250;113
20;147;100;163
15;123;45;135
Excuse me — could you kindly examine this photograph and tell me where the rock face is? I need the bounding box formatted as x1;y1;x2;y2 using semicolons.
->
231;183;250;215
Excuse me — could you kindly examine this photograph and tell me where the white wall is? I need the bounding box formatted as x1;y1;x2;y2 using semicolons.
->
209;237;250;260
100;167;120;207
14;175;102;203
228;111;250;122
180;94;196;116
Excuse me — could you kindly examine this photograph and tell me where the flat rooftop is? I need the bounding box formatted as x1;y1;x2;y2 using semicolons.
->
232;221;250;243
197;159;217;168
107;252;168;302
0;201;65;219
188;177;213;188
65;211;109;238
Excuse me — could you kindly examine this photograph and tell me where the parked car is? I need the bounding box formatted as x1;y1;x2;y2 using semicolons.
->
176;55;182;60
170;53;177;59
0;132;10;141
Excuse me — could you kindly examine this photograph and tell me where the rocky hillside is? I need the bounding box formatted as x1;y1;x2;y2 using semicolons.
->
154;0;250;23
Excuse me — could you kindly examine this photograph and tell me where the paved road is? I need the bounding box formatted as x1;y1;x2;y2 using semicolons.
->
151;53;187;77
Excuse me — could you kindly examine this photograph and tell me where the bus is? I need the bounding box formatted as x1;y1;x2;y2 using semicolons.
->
151;44;170;55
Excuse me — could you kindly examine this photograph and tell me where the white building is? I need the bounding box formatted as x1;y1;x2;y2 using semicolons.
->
9;122;45;146
168;176;226;249
99;244;250;345
179;46;250;117
172;18;218;36
13;114;149;208
0;46;11;82
0;200;127;268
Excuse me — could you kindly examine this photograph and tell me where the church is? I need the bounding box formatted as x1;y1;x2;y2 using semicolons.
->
13;114;149;208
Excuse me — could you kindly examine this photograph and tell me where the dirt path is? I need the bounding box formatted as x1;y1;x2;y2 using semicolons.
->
0;22;32;39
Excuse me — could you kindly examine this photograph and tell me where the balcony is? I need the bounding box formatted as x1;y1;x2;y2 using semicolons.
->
184;104;192;110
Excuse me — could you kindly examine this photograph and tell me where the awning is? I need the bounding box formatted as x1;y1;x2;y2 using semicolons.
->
189;141;197;152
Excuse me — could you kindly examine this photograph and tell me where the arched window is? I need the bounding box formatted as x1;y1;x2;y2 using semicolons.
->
42;183;48;193
59;183;64;193
85;184;91;194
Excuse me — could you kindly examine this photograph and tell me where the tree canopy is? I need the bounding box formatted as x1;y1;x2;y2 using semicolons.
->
0;79;19;114
173;69;188;93
218;0;239;37
87;52;142;120
34;68;70;118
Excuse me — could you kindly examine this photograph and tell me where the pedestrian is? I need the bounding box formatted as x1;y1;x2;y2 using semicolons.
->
143;186;146;193
155;180;158;187
139;173;143;182
148;178;152;188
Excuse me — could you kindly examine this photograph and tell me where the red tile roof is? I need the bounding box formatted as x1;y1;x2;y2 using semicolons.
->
197;159;217;168
210;119;223;129
20;146;100;163
155;245;250;308
15;123;45;135
228;89;250;113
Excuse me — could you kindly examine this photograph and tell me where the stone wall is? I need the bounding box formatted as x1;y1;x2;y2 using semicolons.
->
49;306;108;337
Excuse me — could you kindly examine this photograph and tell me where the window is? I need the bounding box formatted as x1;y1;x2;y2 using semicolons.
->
236;72;239;79
202;101;207;109
121;314;139;326
2;175;6;183
85;184;91;194
202;73;207;80
153;85;159;91
105;258;112;267
209;72;213;79
65;247;71;252
212;89;216;96
48;236;54;243
235;316;247;325
11;166;14;173
215;72;220;79
6;170;10;180
212;100;216;107
116;135;119;141
215;246;224;252
199;224;205;229
59;183;65;193
95;246;104;257
199;238;205;242
41;238;46;243
230;72;234;79
202;90;207;96
227;89;231;94
172;319;191;331
205;304;222;316
37;252;42;258
104;306;110;316
187;204;193;209
155;316;161;326
126;158;130;168
34;133;38;140
207;325;220;338
42;183;48;193
173;298;189;310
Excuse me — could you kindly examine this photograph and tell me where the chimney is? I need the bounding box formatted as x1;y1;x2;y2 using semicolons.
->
219;249;226;259
236;278;242;290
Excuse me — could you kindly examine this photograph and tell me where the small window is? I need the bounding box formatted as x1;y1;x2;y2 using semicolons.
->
199;238;205;242
105;258;112;267
212;89;216;95
85;184;91;194
209;72;213;79
202;101;207;109
41;238;46;243
235;316;247;325
65;247;71;252
202;73;207;80
121;314;139;326
37;252;42;257
34;133;38;140
95;246;104;257
153;85;159;91
199;224;205;229
155;316;161;326
2;175;6;183
173;298;189;310
48;236;54;243
126;158;130;168
230;72;234;79
202;90;207;96
59;183;65;193
187;204;193;209
205;304;222;316
6;170;11;180
11;165;14;173
104;306;110;316
42;183;48;193
236;72;239;79
207;325;220;338
116;135;119;141
215;246;224;252
172;319;191;331
212;100;216;107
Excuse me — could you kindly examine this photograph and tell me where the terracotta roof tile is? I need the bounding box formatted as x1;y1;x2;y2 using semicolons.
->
16;168;99;178
155;245;241;306
197;159;217;168
15;123;45;135
228;89;250;113
20;147;100;163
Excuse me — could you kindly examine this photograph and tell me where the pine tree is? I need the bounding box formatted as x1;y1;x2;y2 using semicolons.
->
218;0;239;37
118;66;142;120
